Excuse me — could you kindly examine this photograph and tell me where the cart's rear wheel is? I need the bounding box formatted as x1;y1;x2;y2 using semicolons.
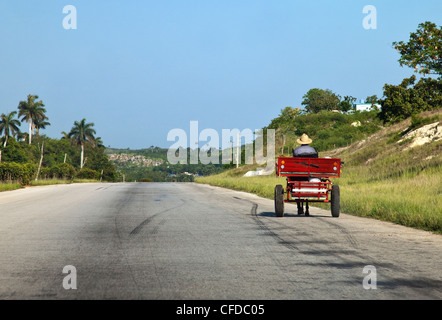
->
274;184;284;217
331;185;340;218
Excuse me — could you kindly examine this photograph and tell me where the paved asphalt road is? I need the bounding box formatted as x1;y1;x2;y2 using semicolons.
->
0;182;441;300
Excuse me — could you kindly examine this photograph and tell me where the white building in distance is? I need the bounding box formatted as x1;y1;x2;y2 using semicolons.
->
352;103;381;112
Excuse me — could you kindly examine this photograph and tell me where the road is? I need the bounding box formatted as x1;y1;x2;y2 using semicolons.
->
0;182;441;300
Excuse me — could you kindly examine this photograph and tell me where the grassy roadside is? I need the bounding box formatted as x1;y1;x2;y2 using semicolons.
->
196;166;442;234
0;178;102;192
0;182;24;192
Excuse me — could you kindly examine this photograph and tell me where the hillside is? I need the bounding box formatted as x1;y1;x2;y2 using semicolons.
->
196;109;442;234
106;147;225;182
324;109;441;177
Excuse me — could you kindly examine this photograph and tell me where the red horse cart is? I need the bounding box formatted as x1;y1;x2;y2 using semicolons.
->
275;157;342;218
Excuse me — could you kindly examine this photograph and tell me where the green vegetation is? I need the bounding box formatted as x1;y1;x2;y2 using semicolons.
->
17;94;47;145
68;118;97;169
379;21;442;123
0;182;24;192
0;94;118;190
379;75;442;123
393;21;442;77
267;107;382;153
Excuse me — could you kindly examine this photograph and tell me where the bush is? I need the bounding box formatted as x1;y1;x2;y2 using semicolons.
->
50;163;76;180
76;168;100;180
0;162;36;185
379;76;442;123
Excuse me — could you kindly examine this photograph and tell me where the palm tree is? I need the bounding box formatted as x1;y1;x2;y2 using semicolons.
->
17;94;47;144
33;117;51;136
61;131;70;140
94;136;104;148
68;118;96;169
0;111;21;147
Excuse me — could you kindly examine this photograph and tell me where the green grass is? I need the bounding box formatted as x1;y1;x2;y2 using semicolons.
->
30;179;73;186
197;173;286;199
327;165;442;233
32;178;101;184
72;178;101;183
0;178;102;192
0;182;24;192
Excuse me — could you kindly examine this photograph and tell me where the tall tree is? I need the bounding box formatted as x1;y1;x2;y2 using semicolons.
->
365;95;380;110
301;88;341;113
61;131;70;140
17;94;47;144
33;117;51;136
339;96;357;113
393;21;442;77
68;118;96;169
379;75;442;123
0;111;21;147
267;106;303;131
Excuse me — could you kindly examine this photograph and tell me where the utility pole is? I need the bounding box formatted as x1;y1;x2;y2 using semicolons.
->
236;132;240;168
35;141;44;181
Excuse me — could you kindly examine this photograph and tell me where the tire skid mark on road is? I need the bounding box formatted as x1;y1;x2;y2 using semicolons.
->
228;196;305;285
112;186;146;298
313;217;360;249
229;195;300;252
250;203;299;251
235;195;374;275
112;185;182;298
129;199;185;235
248;203;295;278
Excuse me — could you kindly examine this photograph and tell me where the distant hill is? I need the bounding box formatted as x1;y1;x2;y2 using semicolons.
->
105;146;168;161
106;146;225;182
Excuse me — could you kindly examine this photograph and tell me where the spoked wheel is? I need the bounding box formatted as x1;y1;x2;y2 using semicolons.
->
331;184;340;218
274;184;285;217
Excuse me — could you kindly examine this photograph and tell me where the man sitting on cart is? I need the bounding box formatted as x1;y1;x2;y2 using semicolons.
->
292;134;318;215
293;133;318;158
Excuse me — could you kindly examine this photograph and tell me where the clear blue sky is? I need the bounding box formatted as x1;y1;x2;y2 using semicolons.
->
1;0;441;149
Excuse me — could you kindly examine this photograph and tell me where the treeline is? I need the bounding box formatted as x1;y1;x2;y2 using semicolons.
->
0;135;118;184
0;94;118;184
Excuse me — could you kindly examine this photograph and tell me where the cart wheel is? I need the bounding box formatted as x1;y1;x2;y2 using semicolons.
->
331;185;340;218
274;185;284;217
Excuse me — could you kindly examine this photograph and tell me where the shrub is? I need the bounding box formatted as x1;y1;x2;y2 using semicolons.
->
76;168;100;180
50;163;76;180
0;162;36;185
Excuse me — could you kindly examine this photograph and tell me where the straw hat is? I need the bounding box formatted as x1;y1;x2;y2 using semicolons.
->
296;134;313;145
